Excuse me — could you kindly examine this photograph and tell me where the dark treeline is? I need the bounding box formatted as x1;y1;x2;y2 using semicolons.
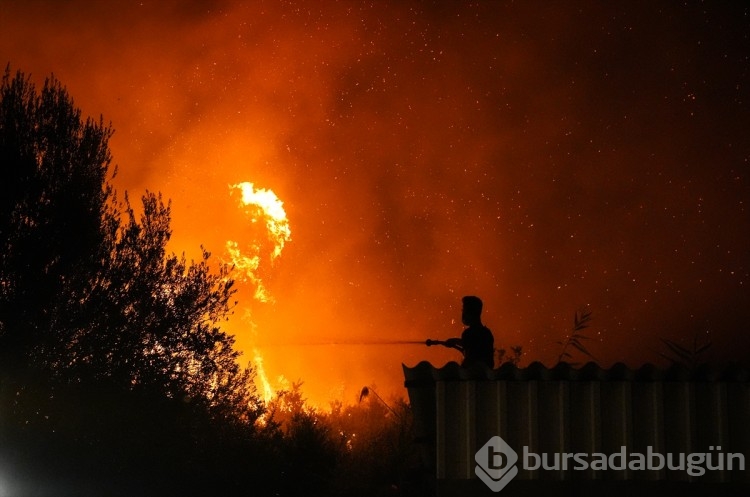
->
0;68;424;497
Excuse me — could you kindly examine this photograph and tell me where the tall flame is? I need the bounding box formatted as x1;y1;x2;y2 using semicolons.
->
233;181;291;260
225;181;291;402
253;347;274;402
225;181;291;302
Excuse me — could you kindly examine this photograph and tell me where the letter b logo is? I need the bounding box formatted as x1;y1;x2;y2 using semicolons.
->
475;436;519;492
488;446;506;469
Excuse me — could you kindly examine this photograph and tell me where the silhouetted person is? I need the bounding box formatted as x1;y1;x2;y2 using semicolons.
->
428;296;495;368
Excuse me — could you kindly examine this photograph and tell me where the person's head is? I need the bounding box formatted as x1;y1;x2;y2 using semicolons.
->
461;295;483;326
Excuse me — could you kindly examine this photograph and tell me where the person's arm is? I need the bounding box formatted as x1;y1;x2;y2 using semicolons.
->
426;338;463;352
445;337;464;352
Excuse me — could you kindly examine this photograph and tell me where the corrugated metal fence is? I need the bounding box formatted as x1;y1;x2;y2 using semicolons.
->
404;361;750;485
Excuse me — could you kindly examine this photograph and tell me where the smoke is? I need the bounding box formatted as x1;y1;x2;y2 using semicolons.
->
2;1;749;404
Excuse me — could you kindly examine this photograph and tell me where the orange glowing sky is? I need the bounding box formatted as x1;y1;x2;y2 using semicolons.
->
2;1;749;405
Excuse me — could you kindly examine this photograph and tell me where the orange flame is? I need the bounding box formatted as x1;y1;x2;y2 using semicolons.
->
225;181;291;303
233;181;291;260
226;181;292;401
253;347;274;402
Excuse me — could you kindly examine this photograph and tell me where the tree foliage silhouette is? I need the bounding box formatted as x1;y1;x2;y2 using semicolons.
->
0;67;270;495
0;66;260;432
0;68;113;372
58;190;251;411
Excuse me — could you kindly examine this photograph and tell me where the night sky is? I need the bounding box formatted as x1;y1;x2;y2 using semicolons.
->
2;1;748;405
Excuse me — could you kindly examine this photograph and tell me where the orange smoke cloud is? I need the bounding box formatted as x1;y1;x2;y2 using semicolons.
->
2;1;749;406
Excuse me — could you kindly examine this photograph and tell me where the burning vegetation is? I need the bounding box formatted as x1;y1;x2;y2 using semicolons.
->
0;69;423;496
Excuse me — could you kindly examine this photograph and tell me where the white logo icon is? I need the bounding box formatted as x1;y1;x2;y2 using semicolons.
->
475;436;519;492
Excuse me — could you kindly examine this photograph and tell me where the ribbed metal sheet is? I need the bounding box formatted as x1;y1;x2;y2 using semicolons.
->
403;361;750;484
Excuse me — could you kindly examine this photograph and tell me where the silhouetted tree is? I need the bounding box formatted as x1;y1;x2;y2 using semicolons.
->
0;68;113;372
53;190;255;413
0;69;267;496
0;68;258;417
